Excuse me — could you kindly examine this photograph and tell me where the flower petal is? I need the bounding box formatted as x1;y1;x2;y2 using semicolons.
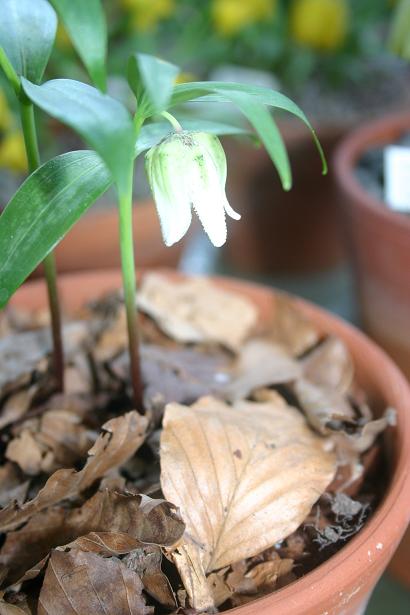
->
146;144;192;247
224;201;241;221
189;151;228;247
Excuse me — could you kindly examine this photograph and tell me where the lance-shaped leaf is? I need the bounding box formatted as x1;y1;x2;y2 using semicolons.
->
22;77;134;194
170;81;326;174
0;0;57;86
221;90;291;190
0;150;111;308
128;53;179;118
49;0;107;91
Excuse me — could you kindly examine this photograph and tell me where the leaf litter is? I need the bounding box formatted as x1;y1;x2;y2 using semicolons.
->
0;274;391;613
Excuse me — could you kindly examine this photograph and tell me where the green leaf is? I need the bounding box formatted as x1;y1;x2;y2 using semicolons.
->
389;0;410;61
0;0;57;86
0;151;111;308
49;0;107;91
220;91;291;190
170;81;327;174
22;77;134;195
128;53;179;118
135;118;248;156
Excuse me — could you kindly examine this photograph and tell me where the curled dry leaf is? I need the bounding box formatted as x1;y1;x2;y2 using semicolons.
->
293;378;355;435
138;274;258;351
172;542;216;613
124;546;177;609
0;412;148;532
228;556;294;607
207;552;294;608
0;387;37;431
37;549;152;615
161;396;336;575
5;431;44;476
6;409;97;476
336;407;396;454
270;293;319;356
0;465;28;509
301;337;354;394
225;339;301;402
0;490;184;588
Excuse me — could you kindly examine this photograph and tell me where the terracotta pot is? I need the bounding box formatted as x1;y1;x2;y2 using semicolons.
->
334;111;410;589
10;269;410;615
223;122;349;275
32;200;185;277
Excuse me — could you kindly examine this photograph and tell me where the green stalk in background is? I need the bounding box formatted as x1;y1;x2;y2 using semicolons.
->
118;159;143;409
19;97;64;392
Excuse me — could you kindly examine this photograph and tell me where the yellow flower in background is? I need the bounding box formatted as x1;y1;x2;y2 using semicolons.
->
120;0;175;31
175;71;196;84
55;22;72;50
0;91;12;132
212;0;277;37
290;0;349;51
0;131;27;173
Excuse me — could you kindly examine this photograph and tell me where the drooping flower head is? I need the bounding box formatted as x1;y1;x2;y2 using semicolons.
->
145;131;240;247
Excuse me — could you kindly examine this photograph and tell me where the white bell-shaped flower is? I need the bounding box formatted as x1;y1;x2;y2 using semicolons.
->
145;131;240;247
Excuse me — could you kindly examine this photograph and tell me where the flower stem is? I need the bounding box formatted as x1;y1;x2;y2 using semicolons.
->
161;111;183;132
19;97;64;392
118;166;143;410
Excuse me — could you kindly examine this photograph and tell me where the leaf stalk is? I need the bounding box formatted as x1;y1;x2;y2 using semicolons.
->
19;97;65;392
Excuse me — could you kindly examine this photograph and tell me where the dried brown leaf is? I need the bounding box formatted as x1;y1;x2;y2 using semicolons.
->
108;344;229;417
293;378;356;435
0;330;49;395
271;294;319;356
302;337;354;394
161;396;336;573
0;598;30;615
207;569;232;607
64;531;142;555
124;546;177;608
0;323;89;397
336;407;396;454
0;412;148;532
5;431;44;476
0;465;28;509
0;490;184;587
139;274;257;351
0;387;36;430
243;557;294;590
225;339;301;401
37;549;152;615
172;542;216;613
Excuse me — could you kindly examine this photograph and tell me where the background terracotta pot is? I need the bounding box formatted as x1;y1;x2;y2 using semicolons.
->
223;121;350;275
32;200;185;277
334;111;410;589
11;269;410;615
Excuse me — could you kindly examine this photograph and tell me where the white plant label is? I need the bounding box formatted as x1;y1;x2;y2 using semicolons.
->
384;145;410;212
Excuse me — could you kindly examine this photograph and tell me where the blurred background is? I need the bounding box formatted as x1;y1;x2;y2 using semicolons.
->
0;2;409;611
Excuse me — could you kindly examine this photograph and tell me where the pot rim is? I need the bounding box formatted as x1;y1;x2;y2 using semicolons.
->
10;269;410;614
334;110;410;232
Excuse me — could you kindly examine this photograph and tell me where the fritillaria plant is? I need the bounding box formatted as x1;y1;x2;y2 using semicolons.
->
0;0;325;409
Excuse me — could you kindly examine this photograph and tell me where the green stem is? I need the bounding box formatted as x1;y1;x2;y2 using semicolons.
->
118;166;143;410
0;46;20;96
161;111;183;132
19;97;64;392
